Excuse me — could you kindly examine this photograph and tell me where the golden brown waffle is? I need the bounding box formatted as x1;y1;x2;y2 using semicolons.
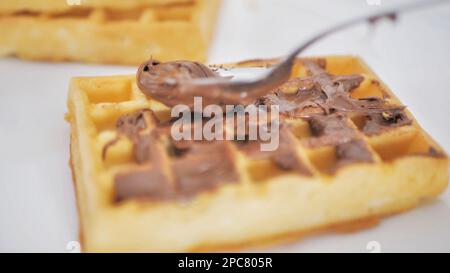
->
0;0;220;64
66;56;448;252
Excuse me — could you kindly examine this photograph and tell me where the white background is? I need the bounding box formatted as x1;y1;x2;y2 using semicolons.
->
0;0;449;252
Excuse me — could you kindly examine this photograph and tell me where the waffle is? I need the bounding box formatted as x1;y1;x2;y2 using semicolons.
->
66;56;448;252
0;0;220;64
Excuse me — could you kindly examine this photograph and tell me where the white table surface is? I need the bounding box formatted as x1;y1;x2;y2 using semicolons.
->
0;0;449;252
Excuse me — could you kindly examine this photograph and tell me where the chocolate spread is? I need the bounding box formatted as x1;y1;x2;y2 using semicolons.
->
114;142;240;201
236;125;312;175
110;57;418;202
109;110;241;202
110;5;441;201
137;58;293;108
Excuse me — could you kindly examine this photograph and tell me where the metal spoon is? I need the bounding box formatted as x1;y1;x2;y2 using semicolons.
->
137;0;448;107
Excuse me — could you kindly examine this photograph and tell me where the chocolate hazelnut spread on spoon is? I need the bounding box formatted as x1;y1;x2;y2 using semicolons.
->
137;0;446;108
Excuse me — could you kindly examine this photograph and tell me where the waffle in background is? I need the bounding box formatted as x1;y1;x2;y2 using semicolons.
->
66;56;448;252
0;0;220;65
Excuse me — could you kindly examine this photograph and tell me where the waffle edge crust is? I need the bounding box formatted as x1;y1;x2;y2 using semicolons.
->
0;0;220;65
67;56;448;252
